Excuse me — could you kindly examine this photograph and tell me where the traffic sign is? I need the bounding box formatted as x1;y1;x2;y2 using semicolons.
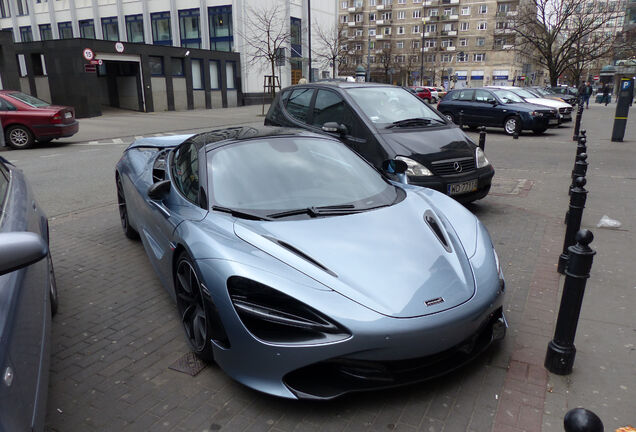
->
593;75;600;81
82;48;95;61
89;59;103;65
84;64;97;73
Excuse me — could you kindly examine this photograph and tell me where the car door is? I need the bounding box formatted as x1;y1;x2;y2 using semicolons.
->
452;89;476;124
0;97;18;132
140;140;208;288
472;89;498;126
308;89;386;168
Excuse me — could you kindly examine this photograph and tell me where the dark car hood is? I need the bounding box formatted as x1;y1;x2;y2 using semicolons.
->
377;126;475;163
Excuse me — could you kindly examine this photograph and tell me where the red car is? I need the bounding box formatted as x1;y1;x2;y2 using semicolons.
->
0;90;78;149
409;86;435;103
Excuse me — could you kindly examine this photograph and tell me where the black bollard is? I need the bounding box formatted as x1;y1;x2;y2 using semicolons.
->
478;126;486;150
572;104;584;141
459;110;464;128
576;136;587;157
513;129;519;140
546;229;596;375
558;177;588;274
569;153;588;193
564;408;604;432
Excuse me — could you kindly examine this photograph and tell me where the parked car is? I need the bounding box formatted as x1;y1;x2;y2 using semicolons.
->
425;86;439;101
436;87;448;99
265;82;494;203
0;156;58;431
0;90;79;149
540;87;578;106
487;86;573;122
409;86;436;103
115;126;507;399
438;87;560;135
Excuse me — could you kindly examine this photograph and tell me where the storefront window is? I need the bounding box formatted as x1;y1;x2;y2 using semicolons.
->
192;59;203;89
172;58;184;76
209;60;220;89
149;56;164;76
225;61;236;89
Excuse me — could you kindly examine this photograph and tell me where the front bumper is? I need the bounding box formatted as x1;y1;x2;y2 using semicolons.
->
406;165;495;203
520;115;559;131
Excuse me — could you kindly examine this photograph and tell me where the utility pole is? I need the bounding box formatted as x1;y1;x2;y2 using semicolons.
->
307;0;312;82
419;32;424;86
366;32;371;82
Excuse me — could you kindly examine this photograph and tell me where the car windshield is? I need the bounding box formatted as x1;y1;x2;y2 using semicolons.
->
6;92;51;108
345;87;445;125
207;136;398;213
534;88;551;96
492;89;525;104
512;88;537;99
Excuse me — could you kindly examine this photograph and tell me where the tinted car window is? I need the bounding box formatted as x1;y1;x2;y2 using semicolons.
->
6;92;50;108
474;90;493;102
173;142;200;203
0;97;16;111
457;89;474;101
312;90;364;136
285;88;314;123
346;87;445;125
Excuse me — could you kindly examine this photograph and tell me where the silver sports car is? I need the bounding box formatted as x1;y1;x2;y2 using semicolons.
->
115;126;506;400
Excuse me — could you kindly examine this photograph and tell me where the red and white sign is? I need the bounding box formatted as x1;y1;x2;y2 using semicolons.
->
115;42;124;53
82;48;95;61
593;75;600;81
84;64;97;73
89;59;103;65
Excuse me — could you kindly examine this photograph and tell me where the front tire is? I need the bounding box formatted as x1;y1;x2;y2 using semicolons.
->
504;116;521;136
174;253;215;363
116;174;139;240
443;112;455;123
6;125;35;149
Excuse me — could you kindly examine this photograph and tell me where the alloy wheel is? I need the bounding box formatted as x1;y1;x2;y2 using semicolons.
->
7;126;33;149
116;176;129;231
175;259;208;352
505;118;518;135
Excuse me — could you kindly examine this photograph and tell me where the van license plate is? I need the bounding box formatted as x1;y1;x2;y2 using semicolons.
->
448;179;478;195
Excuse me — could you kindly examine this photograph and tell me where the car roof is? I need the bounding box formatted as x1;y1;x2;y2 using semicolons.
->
284;81;396;90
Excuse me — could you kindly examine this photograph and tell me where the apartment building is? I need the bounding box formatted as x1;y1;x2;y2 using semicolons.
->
338;0;542;88
0;0;336;116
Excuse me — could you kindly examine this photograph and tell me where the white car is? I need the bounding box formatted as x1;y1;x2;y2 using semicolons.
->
487;86;573;122
424;87;439;101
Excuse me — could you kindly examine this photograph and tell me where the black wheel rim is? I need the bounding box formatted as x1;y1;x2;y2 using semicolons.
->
175;260;207;351
48;254;56;301
116;177;128;231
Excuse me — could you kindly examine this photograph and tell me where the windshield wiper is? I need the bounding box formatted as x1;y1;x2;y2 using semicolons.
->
386;118;445;129
212;205;273;221
268;204;360;219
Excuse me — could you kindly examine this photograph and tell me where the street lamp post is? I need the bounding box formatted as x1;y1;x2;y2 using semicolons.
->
419;32;424;86
366;33;371;82
307;0;312;82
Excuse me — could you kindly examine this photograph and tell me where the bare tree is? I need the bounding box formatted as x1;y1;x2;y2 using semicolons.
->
377;44;395;83
314;22;349;79
240;4;290;97
511;0;624;86
403;45;422;86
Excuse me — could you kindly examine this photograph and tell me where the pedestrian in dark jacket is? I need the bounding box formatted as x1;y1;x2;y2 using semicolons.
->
578;82;593;109
602;83;612;106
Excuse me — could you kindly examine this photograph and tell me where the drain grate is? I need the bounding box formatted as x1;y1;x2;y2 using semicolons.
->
168;352;207;376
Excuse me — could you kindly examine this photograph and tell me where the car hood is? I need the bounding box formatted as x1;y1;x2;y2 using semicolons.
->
127;134;194;150
524;98;569;109
377;126;475;162
233;190;476;318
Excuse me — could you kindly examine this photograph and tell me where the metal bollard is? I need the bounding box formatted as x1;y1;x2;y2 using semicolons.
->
563;408;604;432
572;104;584;141
478;126;486;150
513;129;519;140
546;229;596;375
576;136;587;157
459;110;464;128
558;177;588;274
569;153;588;193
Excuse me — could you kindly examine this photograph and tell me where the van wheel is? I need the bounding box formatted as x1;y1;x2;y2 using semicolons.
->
6;125;34;149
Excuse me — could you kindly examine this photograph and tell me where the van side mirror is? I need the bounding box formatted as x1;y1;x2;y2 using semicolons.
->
322;122;348;135
0;232;48;276
148;179;171;200
381;159;408;175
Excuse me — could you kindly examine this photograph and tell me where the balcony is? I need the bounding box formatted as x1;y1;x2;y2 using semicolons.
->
347;6;360;12
503;44;514;49
423;31;438;37
375;34;384;39
441;30;457;36
376;4;391;10
423;15;440;22
441;14;459;21
376;19;392;25
423;0;438;5
347;21;356;27
494;28;514;34
445;46;456;51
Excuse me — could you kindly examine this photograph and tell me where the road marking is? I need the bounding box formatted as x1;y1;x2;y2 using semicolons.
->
112;138;124;144
40;153;62;158
79;149;100;153
88;141;99;145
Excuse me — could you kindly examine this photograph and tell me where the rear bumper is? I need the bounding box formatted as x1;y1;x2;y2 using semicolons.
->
32;121;79;139
407;165;495;203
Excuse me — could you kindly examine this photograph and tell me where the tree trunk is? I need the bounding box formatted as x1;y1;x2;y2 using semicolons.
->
271;60;276;98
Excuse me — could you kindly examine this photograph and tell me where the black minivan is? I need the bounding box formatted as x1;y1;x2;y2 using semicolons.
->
265;82;494;203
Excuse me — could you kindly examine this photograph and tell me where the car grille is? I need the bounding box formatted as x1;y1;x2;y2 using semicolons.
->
431;157;476;176
559;107;572;114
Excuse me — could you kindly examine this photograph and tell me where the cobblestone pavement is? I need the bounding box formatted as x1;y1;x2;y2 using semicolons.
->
38;104;634;431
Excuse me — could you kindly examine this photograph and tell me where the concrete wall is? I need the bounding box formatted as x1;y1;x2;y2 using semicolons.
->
173;77;187;111
117;76;140;111
96;77;110;105
210;91;223;109
193;90;206;109
227;90;238;108
19;78;30;94
34;77;51;103
151;77;168;112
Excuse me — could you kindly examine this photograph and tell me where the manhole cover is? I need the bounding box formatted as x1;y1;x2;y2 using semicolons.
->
168;352;207;376
490;178;534;197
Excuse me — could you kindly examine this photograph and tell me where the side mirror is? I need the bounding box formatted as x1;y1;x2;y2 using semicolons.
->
148;179;171;200
488;99;498;105
322;122;348;135
0;232;48;276
381;159;408;175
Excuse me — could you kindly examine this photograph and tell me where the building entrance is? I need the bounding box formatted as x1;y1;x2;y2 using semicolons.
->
95;54;145;112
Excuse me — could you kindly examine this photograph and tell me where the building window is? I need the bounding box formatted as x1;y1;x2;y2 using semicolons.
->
397;26;404;34
395;55;405;63
473;53;485;61
425;54;435;62
369;41;375;49
368;28;376;36
340;15;348;23
58;21;73;39
355;13;363;22
0;0;10;18
443;23;452;31
126;14;144;43
460;22;469;31
149;56;164;76
39;24;52;41
398;0;405;4
478;21;487;30
412;40;420;48
476;37;485;46
498;4;510;13
412;25;420;33
369;12;375;21
172;57;184;76
102;17;119;41
341;1;348;8
461;6;470;15
16;0;27;16
441;39;453;47
19;26;33;42
396;41;403;48
179;8;200;48
457;54;467;62
355;43;362;50
429;9;438;16
425;24;436;32
413;10;421;18
413;0;421;3
441;54;452;62
459;38;467;46
478;5;487;14
151;12;171;45
424;39;436;47
192;59;203;89
79;20;95;39
355;29;363;36
226;61;236;89
397;10;405;19
290;17;302;59
383;27;391;35
209;60;220;89
209;6;233;51
381;12;392;20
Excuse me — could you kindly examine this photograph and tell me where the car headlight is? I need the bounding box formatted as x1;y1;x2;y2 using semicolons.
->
475;148;490;168
530;111;544;117
396;156;433;176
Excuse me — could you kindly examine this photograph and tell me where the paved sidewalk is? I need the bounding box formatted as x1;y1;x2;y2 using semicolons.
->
37;103;635;432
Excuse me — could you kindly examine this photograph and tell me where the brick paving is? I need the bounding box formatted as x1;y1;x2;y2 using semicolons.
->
37;104;635;431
